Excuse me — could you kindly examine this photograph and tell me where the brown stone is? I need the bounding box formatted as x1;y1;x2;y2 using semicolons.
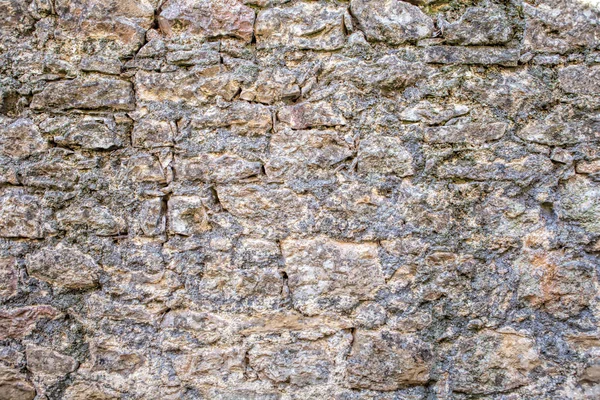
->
0;365;35;400
0;306;60;340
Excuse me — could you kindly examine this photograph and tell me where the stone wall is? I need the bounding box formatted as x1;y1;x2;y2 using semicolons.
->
1;0;600;399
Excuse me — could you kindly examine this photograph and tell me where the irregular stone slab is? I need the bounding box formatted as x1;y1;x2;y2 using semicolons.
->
558;176;600;234
322;55;427;90
0;305;60;340
88;339;146;376
357;135;414;176
517;119;599;145
315;181;406;241
216;184;313;233
462;70;552;114
168;196;212;236
56;199;126;236
240;68;300;105
165;42;221;67
255;2;347;50
132;118;176;148
80;56;123;75
515;249;596;319
51;115;127;150
248;335;344;386
55;0;155;57
0;257;18;300
136;198;166;237
278;102;346;130
439;5;513;45
160;310;232;345
192;102;273;135
346;331;432;390
350;0;434;45
400;101;470;125
128;152;169;184
423;46;519;66
26;243;99;289
281;237;384;315
0;365;35;400
176;154;262;183
18;150;81;191
30;76;135;111
0;118;47;159
85;293;166;325
436;151;554;183
191;264;283;313
135;67;245;105
558;65;600;95
424;122;507;144
63;381;119;400
159;0;255;43
523;0;600;54
0;191;44;239
265;128;353;182
451;329;540;394
171;346;245;387
26;345;79;377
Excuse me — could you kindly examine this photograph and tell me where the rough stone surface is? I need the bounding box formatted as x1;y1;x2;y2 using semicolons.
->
1;0;600;398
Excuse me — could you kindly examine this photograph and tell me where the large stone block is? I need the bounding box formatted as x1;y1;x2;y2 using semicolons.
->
0;118;47;159
0;191;44;239
350;0;434;45
26;243;99;289
255;2;347;50
0;365;35;400
515;249;596;319
423;46;519;66
30;76;135;111
0;257;18;300
450;329;540;394
281;237;384;315
0;305;60;340
357;135;414;176
558;65;600;95
159;0;255;43
439;5;513;45
424;122;507;144
346;331;432;390
26;345;79;377
168;196;212;236
176;154;262;183
278;102;346;130
265;128;353;182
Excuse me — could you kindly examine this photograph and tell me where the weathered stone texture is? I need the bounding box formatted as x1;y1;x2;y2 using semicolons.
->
2;0;600;398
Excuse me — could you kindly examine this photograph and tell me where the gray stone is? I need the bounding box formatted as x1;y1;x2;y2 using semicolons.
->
357;135;414;176
0;191;44;239
256;2;347;50
159;0;256;43
423;46;519;66
30;76;135;111
0;118;47;159
558;65;600;95
346;331;432;390
450;329;540;394
26;345;78;377
281;237;385;315
424;122;507;144
440;5;513;45
26;243;99;289
350;0;434;45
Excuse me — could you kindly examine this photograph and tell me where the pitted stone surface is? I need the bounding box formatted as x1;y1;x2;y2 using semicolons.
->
1;0;600;399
